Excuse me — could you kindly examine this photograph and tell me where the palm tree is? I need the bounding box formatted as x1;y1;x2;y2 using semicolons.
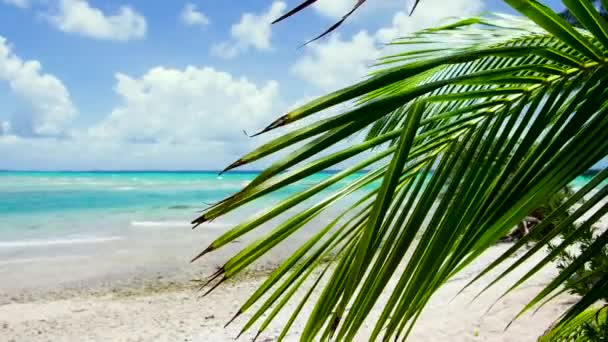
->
192;0;608;340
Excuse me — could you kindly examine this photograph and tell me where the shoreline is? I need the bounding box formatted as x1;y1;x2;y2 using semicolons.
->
0;258;281;305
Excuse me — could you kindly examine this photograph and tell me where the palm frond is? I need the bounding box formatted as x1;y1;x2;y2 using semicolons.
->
194;1;608;340
539;306;608;341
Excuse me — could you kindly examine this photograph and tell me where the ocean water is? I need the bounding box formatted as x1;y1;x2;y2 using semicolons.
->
0;171;362;258
0;171;372;294
0;170;603;294
0;171;600;262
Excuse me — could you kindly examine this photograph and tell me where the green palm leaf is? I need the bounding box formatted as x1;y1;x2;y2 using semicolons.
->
540;306;608;341
193;1;608;340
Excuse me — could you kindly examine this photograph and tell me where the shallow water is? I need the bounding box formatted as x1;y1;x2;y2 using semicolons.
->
0;170;601;296
0;171;349;240
0;170;601;252
0;171;366;294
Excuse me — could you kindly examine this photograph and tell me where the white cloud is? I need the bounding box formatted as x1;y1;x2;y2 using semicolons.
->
0;56;368;170
376;0;484;43
211;1;286;59
312;0;404;19
0;134;241;170
0;57;291;169
292;0;483;90
91;65;281;146
291;31;379;91
312;0;356;19
180;3;210;27
1;121;10;135
47;0;146;41
0;65;285;169
0;36;77;136
1;0;28;8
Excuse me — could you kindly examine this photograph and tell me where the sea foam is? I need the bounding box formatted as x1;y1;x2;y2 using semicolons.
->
0;236;124;249
131;220;191;228
130;220;232;229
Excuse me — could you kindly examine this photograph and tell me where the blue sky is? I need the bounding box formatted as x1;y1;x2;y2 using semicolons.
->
0;0;566;170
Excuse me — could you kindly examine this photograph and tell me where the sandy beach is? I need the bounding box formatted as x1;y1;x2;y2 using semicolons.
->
0;241;579;342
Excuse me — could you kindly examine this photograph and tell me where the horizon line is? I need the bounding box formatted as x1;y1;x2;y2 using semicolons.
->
0;169;603;174
0;169;360;173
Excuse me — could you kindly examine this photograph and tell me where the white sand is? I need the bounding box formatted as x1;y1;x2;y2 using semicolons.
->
0;242;579;342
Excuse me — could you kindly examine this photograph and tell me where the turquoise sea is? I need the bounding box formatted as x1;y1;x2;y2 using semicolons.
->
0;171;598;269
0;171;365;294
0;170;601;295
0;171;598;246
0;171;363;264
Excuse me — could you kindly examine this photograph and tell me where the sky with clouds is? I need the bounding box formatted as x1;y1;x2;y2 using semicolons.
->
0;0;566;170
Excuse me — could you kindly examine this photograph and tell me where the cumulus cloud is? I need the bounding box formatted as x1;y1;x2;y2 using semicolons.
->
312;0;357;19
211;1;286;59
46;0;146;41
376;0;484;42
91;66;281;146
1;0;28;8
0;63;287;169
0;36;77;136
312;0;406;20
180;3;210;27
1;121;11;135
0;133;244;170
291;31;379;91
292;0;483;90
